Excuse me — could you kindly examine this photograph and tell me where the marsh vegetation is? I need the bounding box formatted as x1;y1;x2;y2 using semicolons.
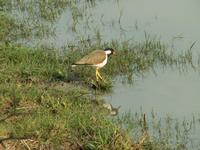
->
0;0;200;149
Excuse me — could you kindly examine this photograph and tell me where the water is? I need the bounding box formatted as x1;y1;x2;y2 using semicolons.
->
51;0;200;120
68;0;200;118
94;0;200;51
105;68;200;118
87;0;200;145
52;0;200;53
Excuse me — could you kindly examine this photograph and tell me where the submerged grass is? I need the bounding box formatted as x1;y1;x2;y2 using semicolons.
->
115;111;200;150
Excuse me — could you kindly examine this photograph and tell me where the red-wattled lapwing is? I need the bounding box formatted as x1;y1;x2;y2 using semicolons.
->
72;48;116;81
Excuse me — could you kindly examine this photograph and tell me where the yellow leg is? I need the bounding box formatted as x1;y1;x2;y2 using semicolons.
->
96;69;99;81
95;69;103;81
96;69;103;81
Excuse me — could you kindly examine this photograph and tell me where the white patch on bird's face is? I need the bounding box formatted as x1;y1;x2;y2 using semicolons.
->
105;50;112;55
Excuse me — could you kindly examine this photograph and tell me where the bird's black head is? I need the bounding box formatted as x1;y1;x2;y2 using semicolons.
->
104;48;116;56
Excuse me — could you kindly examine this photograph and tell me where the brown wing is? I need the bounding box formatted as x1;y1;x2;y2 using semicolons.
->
75;50;106;65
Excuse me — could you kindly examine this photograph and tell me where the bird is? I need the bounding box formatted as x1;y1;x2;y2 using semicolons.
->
72;48;116;81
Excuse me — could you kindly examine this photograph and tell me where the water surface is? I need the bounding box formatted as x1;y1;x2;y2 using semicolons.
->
105;68;200;118
69;0;200;117
53;0;200;54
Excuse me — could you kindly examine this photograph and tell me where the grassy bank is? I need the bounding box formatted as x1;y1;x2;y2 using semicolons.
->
0;44;134;149
0;42;196;149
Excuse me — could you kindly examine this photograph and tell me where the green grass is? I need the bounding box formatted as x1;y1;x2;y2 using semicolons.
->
0;84;126;149
0;85;132;149
0;44;134;149
0;44;65;83
0;12;15;43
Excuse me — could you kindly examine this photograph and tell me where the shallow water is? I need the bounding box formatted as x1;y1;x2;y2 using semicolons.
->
105;68;200;118
97;0;200;51
91;0;200;144
53;0;200;53
69;0;200;119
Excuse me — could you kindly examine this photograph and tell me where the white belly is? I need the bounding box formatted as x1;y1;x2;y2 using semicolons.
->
93;56;108;69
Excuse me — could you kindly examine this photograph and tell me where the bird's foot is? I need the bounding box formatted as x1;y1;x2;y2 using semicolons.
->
96;72;105;82
96;69;103;80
